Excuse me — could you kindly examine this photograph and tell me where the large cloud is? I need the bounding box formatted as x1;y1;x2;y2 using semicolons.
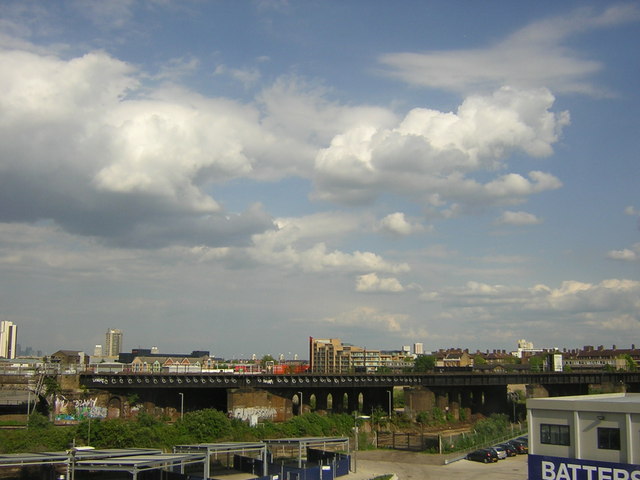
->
0;48;283;247
0;44;406;249
0;37;572;250
313;87;567;208
246;213;410;274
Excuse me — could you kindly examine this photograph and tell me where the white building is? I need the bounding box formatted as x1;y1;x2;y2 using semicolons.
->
414;343;424;355
0;321;17;359
512;338;544;358
527;393;640;479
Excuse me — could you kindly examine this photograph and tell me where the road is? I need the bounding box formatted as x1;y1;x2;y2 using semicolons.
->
346;450;528;480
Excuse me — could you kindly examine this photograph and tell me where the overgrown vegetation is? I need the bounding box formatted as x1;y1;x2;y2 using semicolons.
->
0;405;522;457
0;410;356;454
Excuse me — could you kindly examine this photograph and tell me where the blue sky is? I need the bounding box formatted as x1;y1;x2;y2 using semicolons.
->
0;1;639;359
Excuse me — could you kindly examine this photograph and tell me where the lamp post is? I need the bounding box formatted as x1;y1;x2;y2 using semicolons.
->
178;392;184;420
352;414;370;473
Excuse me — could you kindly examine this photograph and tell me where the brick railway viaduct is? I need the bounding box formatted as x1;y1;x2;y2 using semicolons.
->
78;371;640;421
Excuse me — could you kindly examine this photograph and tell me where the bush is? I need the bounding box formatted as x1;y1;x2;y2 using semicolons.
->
27;413;51;429
1;409;362;453
175;409;233;443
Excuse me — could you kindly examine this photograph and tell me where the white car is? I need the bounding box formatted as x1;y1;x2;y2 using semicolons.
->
489;446;508;460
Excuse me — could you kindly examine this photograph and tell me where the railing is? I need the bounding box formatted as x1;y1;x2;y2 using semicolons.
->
375;424;527;463
442;424;528;464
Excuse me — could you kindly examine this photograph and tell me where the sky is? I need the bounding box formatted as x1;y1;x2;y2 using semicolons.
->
0;1;639;360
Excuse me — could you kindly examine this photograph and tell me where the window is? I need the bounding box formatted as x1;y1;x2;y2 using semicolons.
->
597;428;620;450
540;424;570;446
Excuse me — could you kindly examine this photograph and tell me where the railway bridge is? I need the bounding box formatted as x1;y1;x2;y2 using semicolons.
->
78;371;640;421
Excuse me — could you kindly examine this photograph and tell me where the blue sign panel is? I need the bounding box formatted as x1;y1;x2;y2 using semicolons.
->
529;454;640;480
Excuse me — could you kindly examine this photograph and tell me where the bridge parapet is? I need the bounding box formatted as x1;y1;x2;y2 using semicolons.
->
79;371;640;390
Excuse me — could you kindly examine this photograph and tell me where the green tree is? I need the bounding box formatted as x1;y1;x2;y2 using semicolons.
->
413;355;436;372
528;355;545;372
473;355;487;366
43;376;61;397
619;354;637;371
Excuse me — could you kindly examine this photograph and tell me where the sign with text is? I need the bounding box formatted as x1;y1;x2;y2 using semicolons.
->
529;454;640;480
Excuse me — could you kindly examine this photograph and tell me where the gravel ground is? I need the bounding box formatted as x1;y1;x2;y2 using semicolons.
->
345;450;529;480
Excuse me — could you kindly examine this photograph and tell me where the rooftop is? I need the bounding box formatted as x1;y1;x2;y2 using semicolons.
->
527;393;640;414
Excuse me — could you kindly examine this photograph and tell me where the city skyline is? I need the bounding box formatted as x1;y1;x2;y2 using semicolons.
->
0;2;638;358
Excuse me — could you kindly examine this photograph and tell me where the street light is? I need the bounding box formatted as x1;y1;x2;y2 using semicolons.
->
352;414;370;473
178;392;184;420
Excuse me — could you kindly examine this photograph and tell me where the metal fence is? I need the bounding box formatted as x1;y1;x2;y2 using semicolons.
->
377;423;528;459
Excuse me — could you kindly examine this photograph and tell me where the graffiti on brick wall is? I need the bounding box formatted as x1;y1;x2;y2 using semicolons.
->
230;406;277;425
54;396;107;422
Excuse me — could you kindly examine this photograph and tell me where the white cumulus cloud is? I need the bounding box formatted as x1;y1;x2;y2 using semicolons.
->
377;212;425;236
313;87;567;209
356;273;404;293
607;244;640;262
247;213;410;274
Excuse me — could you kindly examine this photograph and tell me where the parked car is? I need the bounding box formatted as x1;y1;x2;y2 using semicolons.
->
488;446;508;460
510;439;528;454
466;448;498;463
496;442;518;457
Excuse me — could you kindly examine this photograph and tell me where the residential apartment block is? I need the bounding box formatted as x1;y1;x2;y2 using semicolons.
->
562;345;640;371
105;328;123;357
308;337;412;373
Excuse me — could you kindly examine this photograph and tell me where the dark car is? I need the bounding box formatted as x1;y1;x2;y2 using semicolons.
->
510;439;528;454
466;448;498;463
496;442;518;457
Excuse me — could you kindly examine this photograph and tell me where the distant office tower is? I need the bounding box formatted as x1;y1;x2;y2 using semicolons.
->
105;329;123;357
94;345;103;356
414;343;424;355
0;321;17;359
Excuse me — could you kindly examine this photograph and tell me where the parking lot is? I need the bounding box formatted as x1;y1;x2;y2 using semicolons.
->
347;449;528;480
